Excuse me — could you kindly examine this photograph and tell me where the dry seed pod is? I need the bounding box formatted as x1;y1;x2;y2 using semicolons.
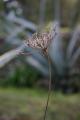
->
24;25;57;55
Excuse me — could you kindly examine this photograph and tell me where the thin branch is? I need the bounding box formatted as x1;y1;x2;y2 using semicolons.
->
43;54;52;120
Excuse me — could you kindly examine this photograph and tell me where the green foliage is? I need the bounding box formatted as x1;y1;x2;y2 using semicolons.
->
0;65;40;87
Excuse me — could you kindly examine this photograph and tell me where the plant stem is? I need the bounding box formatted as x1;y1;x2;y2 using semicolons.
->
43;54;52;120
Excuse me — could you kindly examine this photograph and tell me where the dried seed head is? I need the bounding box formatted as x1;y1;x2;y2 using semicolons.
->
25;25;57;55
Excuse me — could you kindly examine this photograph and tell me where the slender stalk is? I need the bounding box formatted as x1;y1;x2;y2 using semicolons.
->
43;54;52;120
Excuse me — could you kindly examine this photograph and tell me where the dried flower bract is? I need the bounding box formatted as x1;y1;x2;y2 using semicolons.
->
24;25;57;55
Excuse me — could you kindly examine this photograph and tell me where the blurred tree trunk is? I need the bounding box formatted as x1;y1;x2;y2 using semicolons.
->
17;0;27;18
39;0;47;26
17;0;39;23
54;0;60;22
69;0;80;28
60;0;69;27
60;0;77;27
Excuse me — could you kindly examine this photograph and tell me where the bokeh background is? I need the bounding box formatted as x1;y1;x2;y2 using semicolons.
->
0;0;80;120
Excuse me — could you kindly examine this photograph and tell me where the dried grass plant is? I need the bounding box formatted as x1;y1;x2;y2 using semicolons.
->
23;25;57;120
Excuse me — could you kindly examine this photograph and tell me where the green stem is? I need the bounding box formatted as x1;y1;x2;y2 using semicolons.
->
43;54;52;120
